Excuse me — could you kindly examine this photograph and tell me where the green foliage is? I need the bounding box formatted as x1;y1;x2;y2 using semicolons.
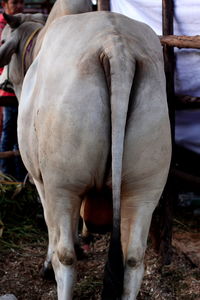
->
0;174;47;250
74;276;102;299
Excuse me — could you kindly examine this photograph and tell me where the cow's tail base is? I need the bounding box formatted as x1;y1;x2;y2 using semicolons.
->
100;44;136;300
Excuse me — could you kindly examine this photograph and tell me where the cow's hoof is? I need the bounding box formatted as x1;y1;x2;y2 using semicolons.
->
40;263;55;281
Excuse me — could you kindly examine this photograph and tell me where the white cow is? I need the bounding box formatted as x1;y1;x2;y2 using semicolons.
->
0;5;171;300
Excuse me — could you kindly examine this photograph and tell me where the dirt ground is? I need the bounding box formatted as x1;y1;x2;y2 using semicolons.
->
0;188;200;299
1;222;200;299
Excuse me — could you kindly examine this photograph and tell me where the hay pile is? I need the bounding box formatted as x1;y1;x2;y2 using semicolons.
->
0;174;46;250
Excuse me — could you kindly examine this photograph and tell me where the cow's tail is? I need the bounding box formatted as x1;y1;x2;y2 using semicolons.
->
100;44;136;300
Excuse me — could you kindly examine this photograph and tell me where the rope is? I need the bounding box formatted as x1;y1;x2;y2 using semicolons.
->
21;27;41;76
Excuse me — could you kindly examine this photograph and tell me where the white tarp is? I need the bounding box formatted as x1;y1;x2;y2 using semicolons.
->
111;0;200;154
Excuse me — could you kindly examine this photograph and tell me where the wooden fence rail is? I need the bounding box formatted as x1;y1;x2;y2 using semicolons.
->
160;35;200;49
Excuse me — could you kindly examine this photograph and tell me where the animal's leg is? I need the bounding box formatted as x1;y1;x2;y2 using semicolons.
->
82;219;89;238
33;179;55;279
80;219;93;253
43;186;81;300
74;207;86;260
79;199;93;253
80;199;90;240
121;190;162;300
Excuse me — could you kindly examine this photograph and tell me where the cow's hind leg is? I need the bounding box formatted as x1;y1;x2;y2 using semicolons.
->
121;189;163;300
42;185;81;300
33;179;55;280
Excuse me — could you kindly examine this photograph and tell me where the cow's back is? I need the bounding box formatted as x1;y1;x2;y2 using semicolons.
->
19;10;170;194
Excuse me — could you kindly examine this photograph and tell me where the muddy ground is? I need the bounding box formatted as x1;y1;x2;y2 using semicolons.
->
0;184;200;300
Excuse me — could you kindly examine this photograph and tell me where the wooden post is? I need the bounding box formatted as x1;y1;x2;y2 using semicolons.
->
0;150;20;158
158;0;175;264
162;0;175;128
98;0;110;11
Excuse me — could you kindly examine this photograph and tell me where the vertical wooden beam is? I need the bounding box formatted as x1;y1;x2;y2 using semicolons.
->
162;0;175;130
162;0;174;34
159;0;175;264
98;0;110;11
